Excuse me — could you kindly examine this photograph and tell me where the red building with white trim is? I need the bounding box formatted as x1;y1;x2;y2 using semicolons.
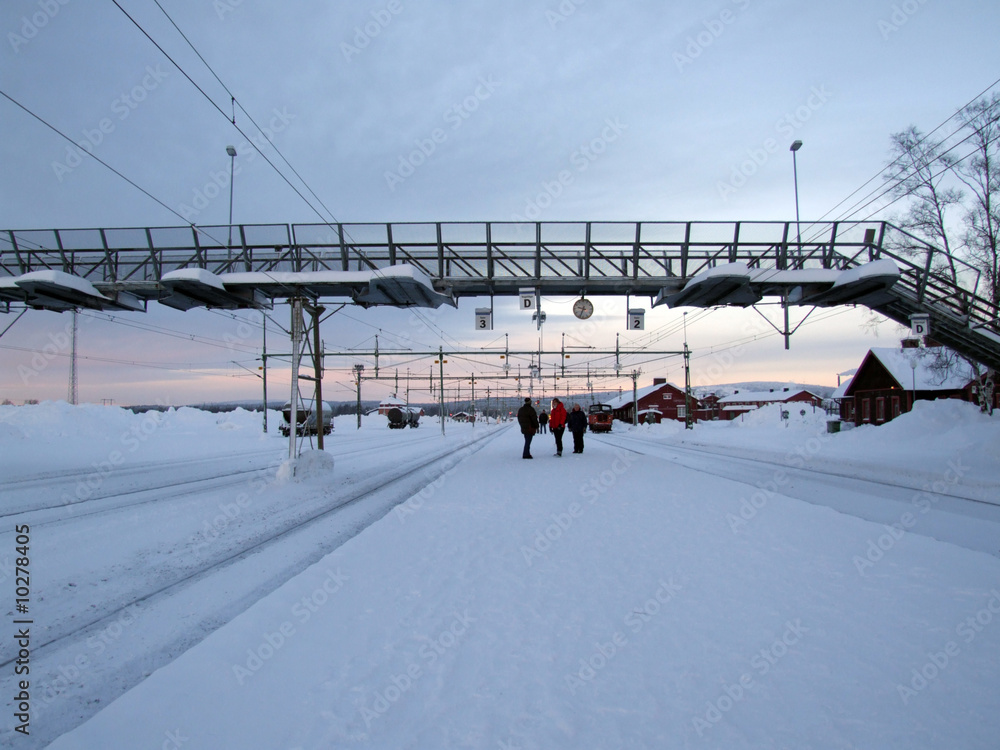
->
606;378;698;424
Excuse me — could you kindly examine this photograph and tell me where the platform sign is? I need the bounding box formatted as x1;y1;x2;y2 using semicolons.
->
628;308;645;330
910;314;930;338
519;288;535;310
475;308;492;330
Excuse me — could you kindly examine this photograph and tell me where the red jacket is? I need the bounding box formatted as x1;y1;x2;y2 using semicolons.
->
548;402;567;429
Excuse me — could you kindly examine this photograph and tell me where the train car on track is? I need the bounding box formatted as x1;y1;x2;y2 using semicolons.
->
280;401;334;437
588;403;613;432
387;406;421;429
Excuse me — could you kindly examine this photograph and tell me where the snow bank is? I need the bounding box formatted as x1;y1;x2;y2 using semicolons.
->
276;449;336;483
0;401;270;441
0;402;280;480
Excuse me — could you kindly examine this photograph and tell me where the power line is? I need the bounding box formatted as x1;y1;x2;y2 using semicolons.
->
149;0;344;231
831;121;993;226
121;1;462;349
818;76;1000;224
78;311;262;353
0;88;227;244
0;341;250;372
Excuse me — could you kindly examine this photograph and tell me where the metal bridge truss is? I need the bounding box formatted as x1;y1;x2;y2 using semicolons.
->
2;220;998;370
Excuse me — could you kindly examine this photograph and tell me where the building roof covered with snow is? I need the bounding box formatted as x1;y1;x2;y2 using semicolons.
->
605;382;680;409
830;377;853;400
717;388;821;405
853;347;977;392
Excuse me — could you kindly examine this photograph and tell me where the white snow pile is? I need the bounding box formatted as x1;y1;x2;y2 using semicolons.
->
0;401;277;479
276;449;336;483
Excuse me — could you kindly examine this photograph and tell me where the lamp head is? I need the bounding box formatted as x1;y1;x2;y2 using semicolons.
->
790;140;803;152
226;145;237;157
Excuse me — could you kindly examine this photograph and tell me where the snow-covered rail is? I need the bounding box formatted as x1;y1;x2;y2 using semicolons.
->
600;433;998;506
2;432;447;522
593;432;1000;558
0;425;504;748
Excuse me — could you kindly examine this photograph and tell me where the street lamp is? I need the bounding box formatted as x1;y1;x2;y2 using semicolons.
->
789;140;803;256
226;145;237;259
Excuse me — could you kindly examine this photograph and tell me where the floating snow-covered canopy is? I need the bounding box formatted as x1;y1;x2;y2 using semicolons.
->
3;270;144;311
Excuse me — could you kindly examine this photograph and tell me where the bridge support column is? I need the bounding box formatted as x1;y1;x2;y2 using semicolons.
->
784;293;790;350
288;298;304;460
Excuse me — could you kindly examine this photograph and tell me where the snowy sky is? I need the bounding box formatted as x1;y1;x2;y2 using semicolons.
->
2;0;998;405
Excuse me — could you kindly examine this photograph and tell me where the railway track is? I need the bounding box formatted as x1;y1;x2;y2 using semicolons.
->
596;432;998;507
593;431;1000;558
1;426;501;667
1;431;447;522
0;425;505;748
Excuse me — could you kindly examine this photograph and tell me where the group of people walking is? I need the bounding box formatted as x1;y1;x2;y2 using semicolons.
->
517;397;588;459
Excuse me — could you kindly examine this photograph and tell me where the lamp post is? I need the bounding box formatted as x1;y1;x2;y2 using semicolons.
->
789;140;803;256
226;145;237;261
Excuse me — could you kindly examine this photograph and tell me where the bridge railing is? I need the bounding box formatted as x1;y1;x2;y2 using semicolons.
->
2;221;996;337
4;221;885;281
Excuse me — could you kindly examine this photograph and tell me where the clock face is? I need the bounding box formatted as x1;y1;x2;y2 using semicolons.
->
573;298;594;320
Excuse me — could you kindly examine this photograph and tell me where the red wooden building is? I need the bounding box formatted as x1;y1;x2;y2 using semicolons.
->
606;378;698;424
839;345;989;425
695;393;722;421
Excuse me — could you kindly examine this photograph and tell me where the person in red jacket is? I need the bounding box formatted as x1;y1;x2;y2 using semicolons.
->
548;398;568;456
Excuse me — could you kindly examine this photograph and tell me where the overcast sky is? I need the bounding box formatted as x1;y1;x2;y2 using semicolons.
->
2;0;998;406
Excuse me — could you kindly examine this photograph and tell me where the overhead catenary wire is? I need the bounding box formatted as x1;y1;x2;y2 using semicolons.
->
816;75;1000;225
79;311;262;354
112;0;461;350
0;88;230;249
0;341;254;373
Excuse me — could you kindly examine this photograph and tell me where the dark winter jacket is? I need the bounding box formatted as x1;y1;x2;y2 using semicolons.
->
517;403;539;435
539;411;549;425
567;408;587;433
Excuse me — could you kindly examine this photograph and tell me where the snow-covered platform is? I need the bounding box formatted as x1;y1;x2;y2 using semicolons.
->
20;400;998;750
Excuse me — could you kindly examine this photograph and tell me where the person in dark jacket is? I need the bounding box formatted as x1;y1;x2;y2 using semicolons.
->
516;397;539;459
548;398;567;456
538;409;549;434
567;403;588;454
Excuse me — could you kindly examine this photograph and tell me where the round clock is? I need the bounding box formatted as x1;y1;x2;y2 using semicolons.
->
572;298;594;320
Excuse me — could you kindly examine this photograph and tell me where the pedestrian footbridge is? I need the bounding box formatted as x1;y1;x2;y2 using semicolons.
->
2;220;998;370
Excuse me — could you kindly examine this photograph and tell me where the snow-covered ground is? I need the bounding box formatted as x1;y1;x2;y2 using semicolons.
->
2;400;999;748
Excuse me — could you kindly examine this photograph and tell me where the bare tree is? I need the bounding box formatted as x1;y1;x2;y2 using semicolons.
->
879;94;1000;413
951;93;1000;319
883;126;964;280
926;345;994;416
